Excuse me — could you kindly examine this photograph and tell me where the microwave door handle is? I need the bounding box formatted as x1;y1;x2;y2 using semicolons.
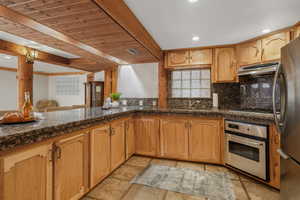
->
272;64;284;133
229;135;264;148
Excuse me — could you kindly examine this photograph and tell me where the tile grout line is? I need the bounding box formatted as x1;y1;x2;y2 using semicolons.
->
120;183;135;200
239;175;251;200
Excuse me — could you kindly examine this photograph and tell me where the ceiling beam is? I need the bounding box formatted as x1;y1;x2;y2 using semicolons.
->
0;39;70;66
93;0;162;60
0;5;127;65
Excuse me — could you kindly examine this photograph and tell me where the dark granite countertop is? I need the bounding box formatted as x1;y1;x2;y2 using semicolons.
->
0;106;274;152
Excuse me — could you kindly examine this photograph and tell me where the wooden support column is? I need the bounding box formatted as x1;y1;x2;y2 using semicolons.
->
17;55;33;109
158;55;168;108
104;67;119;98
87;72;95;82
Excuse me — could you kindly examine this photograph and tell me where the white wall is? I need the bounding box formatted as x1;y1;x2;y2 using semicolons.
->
33;74;49;105
94;71;105;81
117;63;158;98
0;72;50;110
48;75;86;106
0;70;17;110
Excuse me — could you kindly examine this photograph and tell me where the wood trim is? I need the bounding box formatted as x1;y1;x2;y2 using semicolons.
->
0;66;86;76
0;5;126;65
93;0;162;61
158;57;168;108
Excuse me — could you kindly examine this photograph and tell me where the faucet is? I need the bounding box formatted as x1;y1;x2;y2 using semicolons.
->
189;100;201;109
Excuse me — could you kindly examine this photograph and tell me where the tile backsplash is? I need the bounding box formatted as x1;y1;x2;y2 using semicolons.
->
239;75;279;111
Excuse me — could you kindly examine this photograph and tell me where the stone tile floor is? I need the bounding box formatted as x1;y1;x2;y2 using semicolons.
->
81;156;279;200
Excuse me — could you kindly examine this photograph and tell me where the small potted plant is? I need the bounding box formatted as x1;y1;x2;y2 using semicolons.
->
110;93;122;107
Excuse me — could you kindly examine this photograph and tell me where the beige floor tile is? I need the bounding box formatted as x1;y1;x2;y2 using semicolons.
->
87;178;131;200
243;182;279;200
231;180;249;200
176;161;205;171
165;191;206;200
122;184;166;200
125;156;152;167
151;158;177;166
80;196;98;200
112;164;144;181
205;165;240;180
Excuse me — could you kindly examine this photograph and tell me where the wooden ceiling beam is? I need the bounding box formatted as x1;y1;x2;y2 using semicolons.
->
0;39;70;66
93;0;162;61
0;5;127;65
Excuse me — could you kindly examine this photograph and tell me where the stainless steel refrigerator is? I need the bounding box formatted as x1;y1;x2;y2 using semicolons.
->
273;37;300;200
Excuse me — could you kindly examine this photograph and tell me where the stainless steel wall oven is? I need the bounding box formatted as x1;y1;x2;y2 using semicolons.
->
225;120;269;181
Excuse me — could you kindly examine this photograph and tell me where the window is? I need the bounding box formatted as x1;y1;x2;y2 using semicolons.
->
55;76;80;95
171;69;211;98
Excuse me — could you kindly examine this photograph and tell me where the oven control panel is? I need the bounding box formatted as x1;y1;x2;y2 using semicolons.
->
225;120;267;139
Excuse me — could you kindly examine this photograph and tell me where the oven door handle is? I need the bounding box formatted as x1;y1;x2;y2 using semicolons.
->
227;134;265;148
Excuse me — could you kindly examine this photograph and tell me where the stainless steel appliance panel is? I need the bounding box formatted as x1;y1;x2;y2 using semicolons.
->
281;38;300;162
280;158;300;200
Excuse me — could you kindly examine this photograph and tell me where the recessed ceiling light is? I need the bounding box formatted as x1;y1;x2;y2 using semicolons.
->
188;0;199;3
262;29;271;33
4;55;12;59
192;36;200;41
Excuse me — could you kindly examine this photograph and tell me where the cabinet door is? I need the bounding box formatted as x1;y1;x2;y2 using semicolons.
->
160;118;189;160
213;48;237;82
1;144;53;200
110;121;125;171
126;119;135;159
90;126;111;188
189;119;221;164
167;50;190;67
295;26;300;39
135;117;160;156
237;40;262;66
54;134;88;200
189;49;213;65
262;32;290;62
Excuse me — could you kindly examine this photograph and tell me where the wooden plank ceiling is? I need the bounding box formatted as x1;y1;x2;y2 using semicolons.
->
0;0;161;71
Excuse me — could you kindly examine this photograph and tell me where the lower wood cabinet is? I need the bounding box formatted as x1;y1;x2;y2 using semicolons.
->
54;133;89;200
135;117;160;156
90;125;111;188
0;144;53;200
160;118;189;160
189;119;222;164
295;26;300;39
110;120;125;171
125;119;135;159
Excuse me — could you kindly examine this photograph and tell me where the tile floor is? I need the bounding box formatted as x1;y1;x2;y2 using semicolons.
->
81;156;279;200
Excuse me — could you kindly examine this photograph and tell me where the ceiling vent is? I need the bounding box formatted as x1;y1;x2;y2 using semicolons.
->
126;48;139;55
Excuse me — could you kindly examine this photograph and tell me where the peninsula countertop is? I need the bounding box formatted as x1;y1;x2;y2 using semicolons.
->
0;106;274;152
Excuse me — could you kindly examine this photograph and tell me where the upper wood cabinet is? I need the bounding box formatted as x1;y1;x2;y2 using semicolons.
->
189;119;222;164
262;32;290;62
167;50;190;67
54;133;88;200
189;49;213;65
135;117;160;156
237;40;262;66
166;49;212;68
0;144;53;200
125;119;135;160
110;121;126;171
160;118;189;160
90;126;111;188
213;47;237;83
